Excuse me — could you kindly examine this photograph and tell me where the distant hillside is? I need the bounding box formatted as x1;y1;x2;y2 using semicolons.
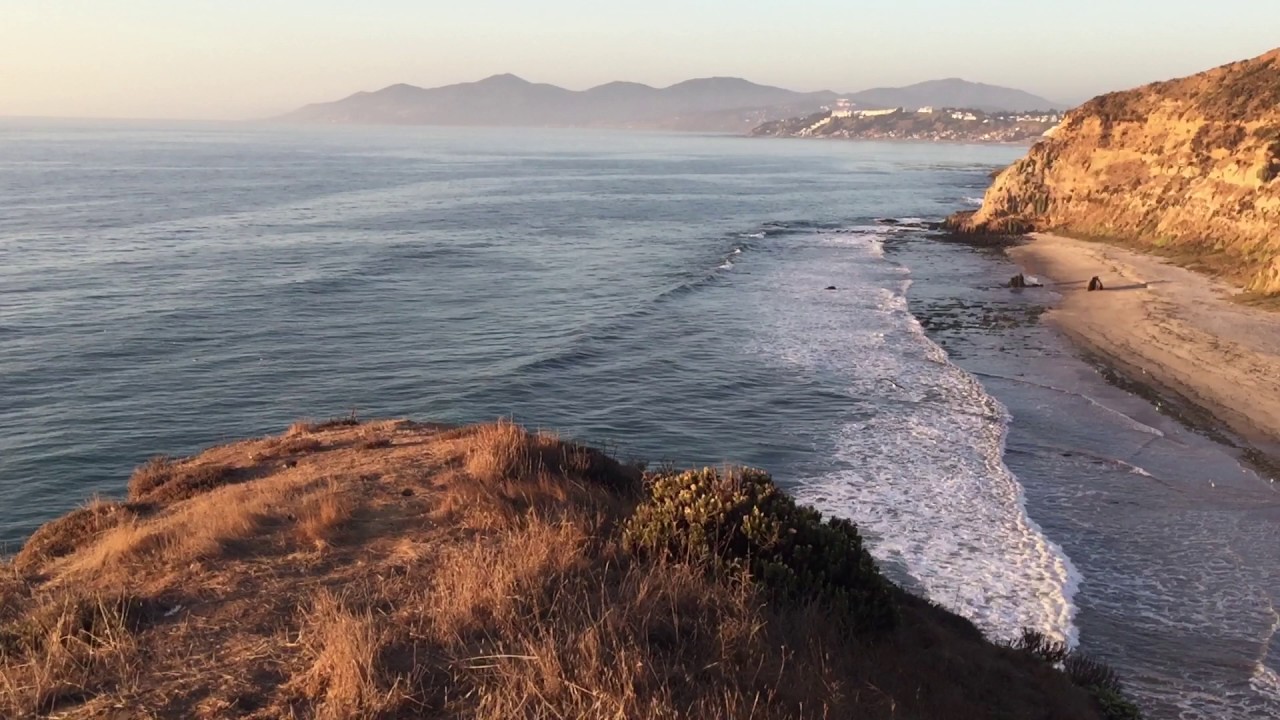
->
848;79;1063;112
279;75;1061;131
951;47;1280;295
280;75;838;131
752;107;1062;144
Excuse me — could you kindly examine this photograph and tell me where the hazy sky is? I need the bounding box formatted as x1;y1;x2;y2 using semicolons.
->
3;0;1277;119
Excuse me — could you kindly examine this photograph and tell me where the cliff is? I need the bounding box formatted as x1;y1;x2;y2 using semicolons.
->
0;419;1137;719
953;48;1280;294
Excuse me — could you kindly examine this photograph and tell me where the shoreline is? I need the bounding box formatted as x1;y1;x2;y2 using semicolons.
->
1008;232;1280;470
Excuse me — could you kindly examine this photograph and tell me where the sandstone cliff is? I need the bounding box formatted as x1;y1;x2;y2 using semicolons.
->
953;48;1280;294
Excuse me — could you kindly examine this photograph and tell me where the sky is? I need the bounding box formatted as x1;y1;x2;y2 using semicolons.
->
2;0;1277;120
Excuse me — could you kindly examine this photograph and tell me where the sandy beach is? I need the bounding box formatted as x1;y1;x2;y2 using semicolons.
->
1009;233;1280;459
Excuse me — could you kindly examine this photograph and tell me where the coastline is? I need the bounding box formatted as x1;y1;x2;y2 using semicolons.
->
1008;232;1280;467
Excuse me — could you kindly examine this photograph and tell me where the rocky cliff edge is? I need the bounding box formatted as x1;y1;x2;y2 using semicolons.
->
951;48;1280;295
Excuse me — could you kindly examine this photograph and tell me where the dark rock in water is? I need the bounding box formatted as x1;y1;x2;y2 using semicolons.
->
1008;273;1043;289
824;285;837;290
1088;276;1105;291
877;218;900;225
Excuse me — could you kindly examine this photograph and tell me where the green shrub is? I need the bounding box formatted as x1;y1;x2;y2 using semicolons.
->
1011;627;1068;664
1012;629;1144;720
1090;686;1144;720
622;467;898;633
1065;653;1122;692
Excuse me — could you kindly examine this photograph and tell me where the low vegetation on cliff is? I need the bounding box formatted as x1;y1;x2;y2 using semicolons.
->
952;47;1280;295
2;420;1137;719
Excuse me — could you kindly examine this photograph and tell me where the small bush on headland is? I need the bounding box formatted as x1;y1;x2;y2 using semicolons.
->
287;414;361;437
623;466;898;633
1011;627;1069;664
126;458;242;504
1012;629;1144;719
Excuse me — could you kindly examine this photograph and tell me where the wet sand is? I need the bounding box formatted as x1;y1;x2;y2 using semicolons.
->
1009;233;1280;461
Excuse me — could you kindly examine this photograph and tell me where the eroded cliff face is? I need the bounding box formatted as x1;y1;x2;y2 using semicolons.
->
956;48;1280;294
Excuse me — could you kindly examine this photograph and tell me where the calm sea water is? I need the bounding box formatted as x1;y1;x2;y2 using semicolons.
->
2;121;1278;718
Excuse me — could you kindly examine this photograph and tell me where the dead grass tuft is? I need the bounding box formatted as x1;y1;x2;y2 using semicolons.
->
127;457;245;504
0;588;151;717
70;483;274;573
442;420;641;525
64;520;158;573
276;436;324;455
126;455;176;499
287;415;361;437
291;591;404;719
14;499;142;574
296;484;356;549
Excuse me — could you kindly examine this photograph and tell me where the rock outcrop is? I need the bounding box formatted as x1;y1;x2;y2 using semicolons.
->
952;48;1280;294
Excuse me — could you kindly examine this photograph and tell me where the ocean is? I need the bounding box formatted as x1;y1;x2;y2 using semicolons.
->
2;120;1277;718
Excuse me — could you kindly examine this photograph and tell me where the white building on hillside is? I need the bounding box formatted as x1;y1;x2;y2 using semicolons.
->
853;107;902;118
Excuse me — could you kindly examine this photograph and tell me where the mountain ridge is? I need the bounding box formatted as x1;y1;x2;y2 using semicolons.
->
279;75;1062;131
851;78;1063;112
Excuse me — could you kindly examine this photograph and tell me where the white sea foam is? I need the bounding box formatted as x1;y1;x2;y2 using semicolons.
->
1253;663;1280;700
837;224;903;236
753;229;1080;645
718;245;746;270
1251;602;1280;701
964;196;985;206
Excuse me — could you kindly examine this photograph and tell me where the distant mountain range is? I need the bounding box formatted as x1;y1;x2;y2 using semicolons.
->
279;75;1065;132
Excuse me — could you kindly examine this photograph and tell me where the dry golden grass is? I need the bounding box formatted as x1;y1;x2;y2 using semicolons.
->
127;456;247;505
13;498;139;574
287;416;362;437
0;419;1110;719
0;588;148;718
126;455;175;498
276;436;324;455
291;591;401;720
296;483;356;550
